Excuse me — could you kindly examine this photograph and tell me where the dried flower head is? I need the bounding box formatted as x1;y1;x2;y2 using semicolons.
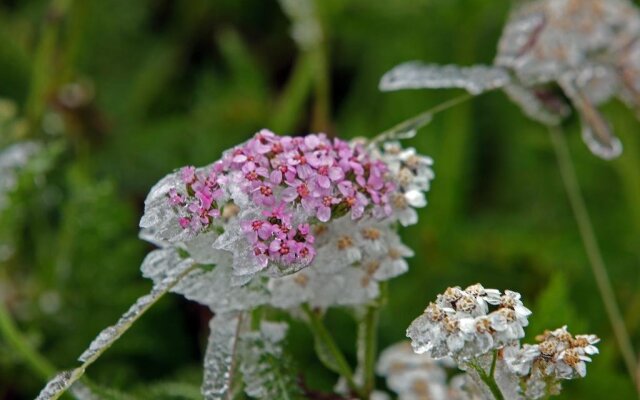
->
380;0;640;160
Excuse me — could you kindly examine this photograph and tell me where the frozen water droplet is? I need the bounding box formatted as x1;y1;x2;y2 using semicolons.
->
380;62;511;95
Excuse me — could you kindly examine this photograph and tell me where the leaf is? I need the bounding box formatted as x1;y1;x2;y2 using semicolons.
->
379;62;511;95
36;259;197;400
202;313;244;400
239;322;302;400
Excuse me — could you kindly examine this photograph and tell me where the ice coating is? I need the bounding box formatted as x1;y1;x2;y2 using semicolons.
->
140;130;433;283
267;217;412;309
406;284;531;361
502;326;600;399
239;322;300;399
494;0;640;159
141;247;268;312
379;0;640;159
379;62;511;95
202;313;243;400
35;371;74;400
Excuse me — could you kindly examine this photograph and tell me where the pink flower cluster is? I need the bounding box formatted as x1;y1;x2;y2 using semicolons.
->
168;165;225;232
168;130;398;270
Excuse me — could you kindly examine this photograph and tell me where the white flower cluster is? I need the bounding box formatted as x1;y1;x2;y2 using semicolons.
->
407;284;531;361
376;341;484;400
398;284;599;400
375;141;434;227
503;326;600;399
139;132;433;314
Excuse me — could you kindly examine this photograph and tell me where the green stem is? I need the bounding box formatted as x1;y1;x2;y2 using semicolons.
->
489;348;498;378
549;126;639;392
373;93;474;143
301;305;365;399
0;298;55;380
357;305;379;398
470;355;505;400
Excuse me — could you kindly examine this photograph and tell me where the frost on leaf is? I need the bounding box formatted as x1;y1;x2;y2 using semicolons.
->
379;62;511;95
35;371;77;400
240;322;302;399
202;313;243;400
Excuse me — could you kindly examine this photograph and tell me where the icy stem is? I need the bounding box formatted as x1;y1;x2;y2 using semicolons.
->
202;313;244;400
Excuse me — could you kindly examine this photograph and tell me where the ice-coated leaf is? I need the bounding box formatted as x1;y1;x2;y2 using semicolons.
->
37;259;196;400
202;313;244;400
240;322;302;399
379;62;511;95
36;371;79;400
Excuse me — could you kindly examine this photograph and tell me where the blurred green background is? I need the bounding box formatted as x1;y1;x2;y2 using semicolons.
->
1;0;639;399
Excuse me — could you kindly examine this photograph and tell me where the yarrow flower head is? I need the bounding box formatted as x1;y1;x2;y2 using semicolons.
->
140;129;433;287
503;326;600;399
376;341;483;400
407;284;531;362
400;283;600;400
380;0;640;160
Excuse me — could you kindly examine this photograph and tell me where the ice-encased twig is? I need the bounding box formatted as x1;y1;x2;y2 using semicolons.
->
202;312;244;400
35;260;198;400
379;62;511;95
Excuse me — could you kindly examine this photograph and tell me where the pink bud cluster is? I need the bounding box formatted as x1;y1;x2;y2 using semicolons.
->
168;130;399;271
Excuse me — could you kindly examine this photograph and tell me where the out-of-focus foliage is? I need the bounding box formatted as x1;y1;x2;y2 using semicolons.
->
0;0;638;399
